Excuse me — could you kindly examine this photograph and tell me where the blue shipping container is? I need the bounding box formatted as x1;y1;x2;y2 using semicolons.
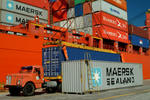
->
129;34;149;48
42;46;121;77
75;4;83;17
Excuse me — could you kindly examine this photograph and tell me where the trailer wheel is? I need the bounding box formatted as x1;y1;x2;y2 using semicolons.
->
9;87;20;96
46;87;55;93
57;83;62;92
23;83;35;96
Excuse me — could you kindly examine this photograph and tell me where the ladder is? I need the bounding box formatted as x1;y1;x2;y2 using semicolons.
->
84;52;94;92
84;52;99;93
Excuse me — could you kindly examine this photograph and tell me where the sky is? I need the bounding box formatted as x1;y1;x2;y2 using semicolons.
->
127;0;150;26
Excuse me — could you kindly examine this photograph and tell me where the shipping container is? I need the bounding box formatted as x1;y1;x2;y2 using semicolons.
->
83;1;92;15
75;16;84;29
75;0;86;5
0;0;48;20
92;0;128;21
129;34;149;48
75;4;83;17
0;10;48;25
42;46;121;77
62;60;143;93
68;18;76;29
60;20;68;28
16;0;49;9
53;22;60;26
76;28;84;33
83;27;93;35
104;0;127;11
53;9;67;23
83;14;92;27
51;0;68;11
128;25;149;39
93;25;129;43
67;8;75;19
68;0;75;8
92;11;128;32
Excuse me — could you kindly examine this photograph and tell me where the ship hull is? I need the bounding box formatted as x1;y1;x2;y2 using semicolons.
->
0;34;43;86
121;52;150;79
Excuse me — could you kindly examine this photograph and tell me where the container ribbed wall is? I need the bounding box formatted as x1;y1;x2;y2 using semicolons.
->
62;60;143;93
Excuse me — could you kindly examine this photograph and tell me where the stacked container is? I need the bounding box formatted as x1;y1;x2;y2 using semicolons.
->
51;0;129;43
91;0;128;43
128;25;149;49
0;0;48;25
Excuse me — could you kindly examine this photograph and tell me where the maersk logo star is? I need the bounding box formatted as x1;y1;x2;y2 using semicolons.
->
91;68;102;87
6;0;14;10
6;14;14;23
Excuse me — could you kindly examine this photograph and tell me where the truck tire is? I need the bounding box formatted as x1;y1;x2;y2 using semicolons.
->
9;87;20;96
46;87;55;93
23;83;35;96
57;83;62;92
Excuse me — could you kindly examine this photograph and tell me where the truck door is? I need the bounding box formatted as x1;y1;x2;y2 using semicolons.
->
33;68;43;88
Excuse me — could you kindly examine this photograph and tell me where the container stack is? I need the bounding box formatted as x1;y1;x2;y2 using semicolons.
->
50;0;129;44
128;25;150;51
0;0;48;26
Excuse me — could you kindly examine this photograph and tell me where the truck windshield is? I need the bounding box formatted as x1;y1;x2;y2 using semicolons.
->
20;66;33;73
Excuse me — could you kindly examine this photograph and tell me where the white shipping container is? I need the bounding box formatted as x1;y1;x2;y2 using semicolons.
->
76;28;84;33
60;20;68;28
75;16;84;29
68;18;75;29
67;8;75;19
53;22;60;26
83;27;93;35
0;10;47;25
92;0;128;20
83;14;92;27
0;0;48;20
62;60;143;93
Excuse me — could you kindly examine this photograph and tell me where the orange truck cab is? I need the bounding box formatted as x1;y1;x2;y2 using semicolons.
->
5;66;57;96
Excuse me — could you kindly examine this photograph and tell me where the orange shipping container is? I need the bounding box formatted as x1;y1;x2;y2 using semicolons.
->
104;0;127;11
16;0;49;9
93;25;129;43
83;1;92;15
92;11;128;32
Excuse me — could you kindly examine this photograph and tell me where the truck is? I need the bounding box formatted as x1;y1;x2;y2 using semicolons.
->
5;65;60;96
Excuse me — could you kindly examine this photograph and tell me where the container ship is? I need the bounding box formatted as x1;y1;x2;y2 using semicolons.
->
0;0;150;90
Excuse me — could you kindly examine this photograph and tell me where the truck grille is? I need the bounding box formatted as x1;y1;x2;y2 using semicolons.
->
6;76;11;85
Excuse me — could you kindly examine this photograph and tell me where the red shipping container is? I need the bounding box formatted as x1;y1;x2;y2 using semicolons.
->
128;24;149;39
93;25;129;43
68;0;75;8
92;11;128;32
51;0;68;11
16;0;49;9
83;1;92;15
53;9;67;23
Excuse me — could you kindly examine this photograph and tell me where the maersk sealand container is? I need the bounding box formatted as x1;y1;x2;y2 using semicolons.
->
42;46;121;78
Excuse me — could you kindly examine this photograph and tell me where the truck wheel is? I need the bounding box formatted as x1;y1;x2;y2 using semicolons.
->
23;83;35;96
9;87;20;96
57;83;62;92
46;87;55;93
